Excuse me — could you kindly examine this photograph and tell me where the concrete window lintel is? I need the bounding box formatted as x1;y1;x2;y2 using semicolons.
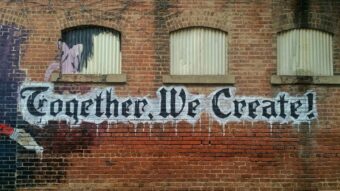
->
271;75;340;85
51;73;127;83
162;75;235;84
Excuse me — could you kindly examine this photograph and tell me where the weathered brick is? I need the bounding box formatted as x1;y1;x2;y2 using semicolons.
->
0;0;340;191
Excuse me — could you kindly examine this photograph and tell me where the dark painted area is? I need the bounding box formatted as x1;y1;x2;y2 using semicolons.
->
0;24;27;127
294;0;310;28
0;136;16;191
0;24;27;191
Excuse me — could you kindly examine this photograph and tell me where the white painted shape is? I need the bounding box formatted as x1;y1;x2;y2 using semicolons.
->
10;128;43;154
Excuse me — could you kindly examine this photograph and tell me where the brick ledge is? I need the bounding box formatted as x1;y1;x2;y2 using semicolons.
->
162;75;235;84
271;75;340;85
51;73;127;83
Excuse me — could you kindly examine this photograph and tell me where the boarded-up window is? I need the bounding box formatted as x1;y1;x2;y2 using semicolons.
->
277;29;333;76
62;26;121;74
170;27;227;75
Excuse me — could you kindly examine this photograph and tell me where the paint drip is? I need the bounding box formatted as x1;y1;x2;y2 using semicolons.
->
175;122;178;136
96;124;99;136
208;114;212;137
134;123;138;135
199;118;202;132
149;123;153;136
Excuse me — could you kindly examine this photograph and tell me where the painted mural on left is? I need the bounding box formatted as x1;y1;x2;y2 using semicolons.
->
0;24;45;191
0;24;27;127
0;24;28;191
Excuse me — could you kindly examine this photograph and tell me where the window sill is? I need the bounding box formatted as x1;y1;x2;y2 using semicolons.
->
162;75;235;84
51;73;127;83
271;75;340;85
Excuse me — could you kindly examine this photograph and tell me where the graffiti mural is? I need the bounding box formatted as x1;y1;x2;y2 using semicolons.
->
0;24;39;190
0;25;43;154
0;124;43;154
44;40;83;81
19;82;317;127
0;24;27;127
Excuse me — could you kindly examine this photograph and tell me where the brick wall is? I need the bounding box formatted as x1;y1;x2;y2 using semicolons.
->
0;24;28;191
0;0;340;190
0;136;16;191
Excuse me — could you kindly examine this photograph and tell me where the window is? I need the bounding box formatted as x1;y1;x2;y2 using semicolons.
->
61;26;121;75
170;27;227;75
277;29;333;76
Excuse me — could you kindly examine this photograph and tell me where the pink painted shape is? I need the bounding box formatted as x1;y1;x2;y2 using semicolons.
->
60;43;83;74
44;42;83;81
44;62;60;81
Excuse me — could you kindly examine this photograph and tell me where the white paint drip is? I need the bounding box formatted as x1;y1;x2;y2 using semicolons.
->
38;151;43;161
175;121;177;136
208;114;212;137
227;124;230;134
199;118;202;132
134;123;137;135
149;123;153;136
